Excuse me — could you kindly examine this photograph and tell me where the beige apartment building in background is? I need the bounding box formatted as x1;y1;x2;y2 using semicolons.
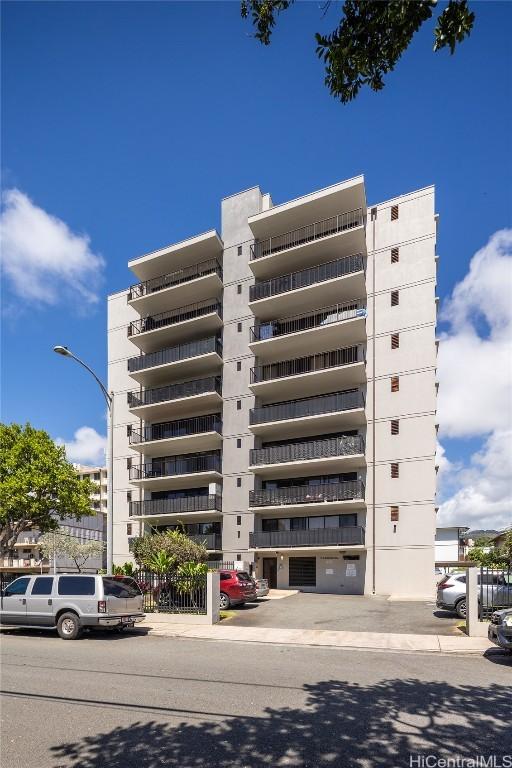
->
108;175;438;599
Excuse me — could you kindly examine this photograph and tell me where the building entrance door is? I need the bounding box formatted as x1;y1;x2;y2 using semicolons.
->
262;557;277;589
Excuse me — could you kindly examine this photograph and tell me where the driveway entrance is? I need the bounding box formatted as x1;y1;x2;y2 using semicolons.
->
228;592;460;636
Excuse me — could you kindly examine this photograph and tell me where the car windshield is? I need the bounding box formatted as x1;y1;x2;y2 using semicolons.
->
102;577;142;598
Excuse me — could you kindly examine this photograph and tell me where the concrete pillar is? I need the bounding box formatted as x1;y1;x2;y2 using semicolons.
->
466;566;487;637
207;571;220;624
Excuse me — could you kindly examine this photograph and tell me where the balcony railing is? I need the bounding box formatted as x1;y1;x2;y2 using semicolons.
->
249;526;365;549
249;480;365;508
250;300;366;342
130;414;222;445
250;435;365;467
129;494;222;517
250;390;365;426
128;299;222;337
128;258;222;301
250;208;364;260
250;253;364;302
250;344;364;384
129;452;222;481
128;376;222;409
187;533;223;550
128;336;222;374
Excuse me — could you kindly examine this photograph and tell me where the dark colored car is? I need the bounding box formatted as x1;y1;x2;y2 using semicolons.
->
488;609;512;653
219;570;257;609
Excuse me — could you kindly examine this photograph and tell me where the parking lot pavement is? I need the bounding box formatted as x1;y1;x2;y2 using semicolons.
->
226;592;461;636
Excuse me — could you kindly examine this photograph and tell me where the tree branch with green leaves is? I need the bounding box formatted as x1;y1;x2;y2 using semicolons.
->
241;0;475;103
0;423;96;552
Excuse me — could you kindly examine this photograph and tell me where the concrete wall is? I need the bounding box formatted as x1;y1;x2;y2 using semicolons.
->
219;188;262;561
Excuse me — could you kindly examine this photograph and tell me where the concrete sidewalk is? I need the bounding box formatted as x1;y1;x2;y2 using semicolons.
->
137;619;493;655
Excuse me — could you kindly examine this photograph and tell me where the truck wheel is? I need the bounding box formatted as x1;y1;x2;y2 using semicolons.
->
57;612;82;640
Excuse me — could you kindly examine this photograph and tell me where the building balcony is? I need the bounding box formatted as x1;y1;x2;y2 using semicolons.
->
127;299;223;353
187;533;223;551
249;253;366;319
129;493;222;521
127;336;222;386
129;452;222;491
250;435;365;478
249;480;365;514
249;390;366;440
249;525;365;550
0;557;43;570
249;300;366;362
249;344;366;400
127;258;223;315
249;208;365;279
128;376;222;421
129;414;222;456
128;229;223;285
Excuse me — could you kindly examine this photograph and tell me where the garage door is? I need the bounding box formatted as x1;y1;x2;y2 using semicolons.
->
289;557;316;587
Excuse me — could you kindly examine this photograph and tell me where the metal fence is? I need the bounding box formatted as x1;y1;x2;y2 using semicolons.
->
250;344;364;384
129;452;222;481
249;389;364;426
128;258;222;300
250;253;364;302
134;570;207;614
128;299;222;337
249;480;365;508
250;301;366;342
250;526;365;549
480;566;512;618
128;336;222;373
250;208;364;260
207;561;235;571
129;493;222;518
250;435;365;467
128;376;222;409
130;414;222;445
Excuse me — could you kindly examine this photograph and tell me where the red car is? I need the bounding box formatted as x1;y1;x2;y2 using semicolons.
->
219;570;257;609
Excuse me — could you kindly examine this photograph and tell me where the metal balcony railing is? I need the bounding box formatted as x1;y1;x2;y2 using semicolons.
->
250;208;364;260
249;526;365;549
129;452;222;480
128;299;222;337
129;494;222;517
187;533;223;550
250;344;364;384
250;435;365;467
128;376;222;409
250;300;366;342
128;258;222;301
128;336;222;373
249;480;365;508
249;390;365;426
130;414;222;445
250;253;364;302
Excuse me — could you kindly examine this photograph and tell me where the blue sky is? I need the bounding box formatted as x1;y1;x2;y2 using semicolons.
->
1;1;511;529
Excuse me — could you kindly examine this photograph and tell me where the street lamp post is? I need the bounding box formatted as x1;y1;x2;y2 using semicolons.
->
53;345;114;575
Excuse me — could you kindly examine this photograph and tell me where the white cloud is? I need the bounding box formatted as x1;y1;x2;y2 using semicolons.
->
437;229;512;438
56;427;106;466
437;430;512;531
437;229;512;531
0;188;105;308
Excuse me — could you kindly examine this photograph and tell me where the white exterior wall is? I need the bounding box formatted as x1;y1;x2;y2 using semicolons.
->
108;177;437;599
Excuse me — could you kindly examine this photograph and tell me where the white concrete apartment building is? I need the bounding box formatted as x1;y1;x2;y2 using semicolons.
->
108;175;438;599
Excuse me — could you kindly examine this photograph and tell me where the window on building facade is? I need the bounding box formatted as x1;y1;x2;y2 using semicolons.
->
391;247;399;263
391;376;400;392
391;204;399;221
391;290;399;306
391;419;399;435
391;333;400;349
391;463;399;478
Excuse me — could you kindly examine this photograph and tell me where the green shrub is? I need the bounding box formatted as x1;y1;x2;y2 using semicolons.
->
132;529;208;570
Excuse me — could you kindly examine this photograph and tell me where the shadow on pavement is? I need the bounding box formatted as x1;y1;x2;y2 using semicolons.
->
46;677;510;767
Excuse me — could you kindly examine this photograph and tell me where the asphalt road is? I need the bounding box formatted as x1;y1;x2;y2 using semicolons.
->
1;629;510;768
229;593;460;635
